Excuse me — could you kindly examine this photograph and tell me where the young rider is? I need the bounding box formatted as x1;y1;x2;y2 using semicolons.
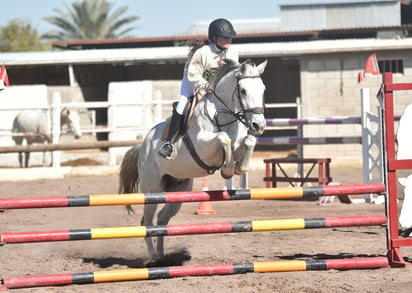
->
158;18;239;159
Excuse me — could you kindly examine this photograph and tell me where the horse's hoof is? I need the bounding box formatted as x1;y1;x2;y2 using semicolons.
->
145;260;160;267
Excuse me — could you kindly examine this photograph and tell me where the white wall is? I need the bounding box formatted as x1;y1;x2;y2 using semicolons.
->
107;80;180;164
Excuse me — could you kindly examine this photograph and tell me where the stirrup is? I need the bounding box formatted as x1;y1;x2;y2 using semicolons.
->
158;141;173;158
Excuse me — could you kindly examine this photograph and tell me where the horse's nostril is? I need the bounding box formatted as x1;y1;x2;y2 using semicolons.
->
251;122;260;131
75;135;81;139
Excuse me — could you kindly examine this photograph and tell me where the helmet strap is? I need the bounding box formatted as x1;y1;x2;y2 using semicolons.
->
211;42;225;53
211;36;225;52
216;44;225;51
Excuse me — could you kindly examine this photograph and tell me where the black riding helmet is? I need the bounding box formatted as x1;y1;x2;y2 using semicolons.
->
208;18;236;41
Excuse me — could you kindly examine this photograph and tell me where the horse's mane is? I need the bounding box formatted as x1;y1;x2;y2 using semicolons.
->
212;59;240;88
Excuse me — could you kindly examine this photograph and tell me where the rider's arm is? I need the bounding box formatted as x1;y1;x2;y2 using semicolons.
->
186;46;210;92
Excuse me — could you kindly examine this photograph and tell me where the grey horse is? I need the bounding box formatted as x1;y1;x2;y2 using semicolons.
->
12;109;82;167
118;59;267;263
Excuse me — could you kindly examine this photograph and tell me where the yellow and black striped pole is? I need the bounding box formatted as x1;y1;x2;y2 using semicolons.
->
1;257;388;289
1;215;386;244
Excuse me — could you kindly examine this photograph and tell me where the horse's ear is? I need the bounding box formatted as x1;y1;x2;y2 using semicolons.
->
61;108;70;116
257;60;268;75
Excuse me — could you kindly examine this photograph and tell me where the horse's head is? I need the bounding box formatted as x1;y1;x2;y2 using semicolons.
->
211;59;267;135
60;108;82;139
235;59;267;135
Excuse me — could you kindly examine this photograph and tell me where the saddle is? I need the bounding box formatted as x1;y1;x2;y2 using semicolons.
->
161;90;204;141
161;90;221;173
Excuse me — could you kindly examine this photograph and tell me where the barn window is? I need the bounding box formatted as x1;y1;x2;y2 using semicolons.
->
378;59;404;74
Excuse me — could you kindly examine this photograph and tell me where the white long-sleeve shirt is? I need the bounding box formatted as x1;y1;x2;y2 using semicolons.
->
185;43;239;91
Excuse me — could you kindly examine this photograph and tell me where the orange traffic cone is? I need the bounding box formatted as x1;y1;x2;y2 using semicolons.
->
195;180;216;215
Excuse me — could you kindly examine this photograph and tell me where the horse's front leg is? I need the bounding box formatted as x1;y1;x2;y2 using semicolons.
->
216;132;235;179
17;152;23;168
24;151;30;168
141;204;158;262
233;134;256;175
156;203;182;258
196;132;234;179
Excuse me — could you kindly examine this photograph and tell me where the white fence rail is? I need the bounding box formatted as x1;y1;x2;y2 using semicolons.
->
0;92;174;167
0;88;388;189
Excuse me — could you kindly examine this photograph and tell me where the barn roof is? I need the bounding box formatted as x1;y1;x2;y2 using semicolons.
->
3;38;412;66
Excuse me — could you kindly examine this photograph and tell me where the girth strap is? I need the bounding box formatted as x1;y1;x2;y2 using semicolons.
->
182;134;223;174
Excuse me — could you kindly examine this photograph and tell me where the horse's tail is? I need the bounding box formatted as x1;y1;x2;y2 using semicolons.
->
118;144;141;214
11;114;23;143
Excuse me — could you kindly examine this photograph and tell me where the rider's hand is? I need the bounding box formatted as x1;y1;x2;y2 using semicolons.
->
204;83;213;93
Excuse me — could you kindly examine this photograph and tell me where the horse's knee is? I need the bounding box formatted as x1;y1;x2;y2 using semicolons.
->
233;135;256;175
235;153;251;174
221;164;235;179
235;164;249;175
221;171;233;179
235;166;246;175
244;135;256;149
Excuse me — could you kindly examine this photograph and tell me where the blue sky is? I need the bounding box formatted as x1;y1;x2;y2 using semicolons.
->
0;0;371;38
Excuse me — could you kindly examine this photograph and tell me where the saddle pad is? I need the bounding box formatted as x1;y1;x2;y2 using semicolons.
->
185;90;204;130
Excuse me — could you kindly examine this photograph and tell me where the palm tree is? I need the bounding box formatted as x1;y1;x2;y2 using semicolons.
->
43;0;139;40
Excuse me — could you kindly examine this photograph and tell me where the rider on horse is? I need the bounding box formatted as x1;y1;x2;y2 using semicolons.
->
158;18;239;159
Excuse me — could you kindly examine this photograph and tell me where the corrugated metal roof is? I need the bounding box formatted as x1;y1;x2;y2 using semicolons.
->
237;38;412;57
48;24;411;50
52;35;199;46
281;1;401;32
185;18;281;35
3;38;412;66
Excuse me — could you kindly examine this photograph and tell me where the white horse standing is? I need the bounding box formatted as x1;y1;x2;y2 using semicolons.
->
12;109;82;168
119;59;267;263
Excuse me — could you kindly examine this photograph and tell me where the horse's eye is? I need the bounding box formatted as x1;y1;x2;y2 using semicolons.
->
240;88;247;96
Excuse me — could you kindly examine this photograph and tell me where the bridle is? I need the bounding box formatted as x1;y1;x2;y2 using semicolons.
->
205;72;264;131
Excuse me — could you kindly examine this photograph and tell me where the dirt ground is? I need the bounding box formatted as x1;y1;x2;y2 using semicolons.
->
1;159;412;292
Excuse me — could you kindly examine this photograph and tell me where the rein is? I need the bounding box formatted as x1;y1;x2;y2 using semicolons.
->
207;74;264;131
182;134;222;174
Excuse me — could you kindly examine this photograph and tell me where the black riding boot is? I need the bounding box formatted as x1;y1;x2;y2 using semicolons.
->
158;110;183;158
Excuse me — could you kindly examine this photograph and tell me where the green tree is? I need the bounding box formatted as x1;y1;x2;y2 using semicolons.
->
43;0;139;40
0;19;49;52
